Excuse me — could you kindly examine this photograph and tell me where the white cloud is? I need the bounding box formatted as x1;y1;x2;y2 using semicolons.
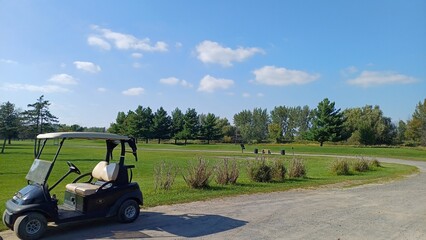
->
0;59;18;64
48;74;78;85
131;53;143;58
97;87;107;92
160;77;193;88
196;40;264;67
132;62;142;68
87;36;111;50
1;83;69;93
197;75;234;93
175;42;183;48
347;71;417;87
122;87;145;96
180;80;193;88
341;66;358;76
90;25;168;52
257;93;264;97
253;66;319;86
73;61;101;73
242;93;251;98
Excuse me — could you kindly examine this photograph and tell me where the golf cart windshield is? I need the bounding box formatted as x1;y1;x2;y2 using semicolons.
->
26;159;52;185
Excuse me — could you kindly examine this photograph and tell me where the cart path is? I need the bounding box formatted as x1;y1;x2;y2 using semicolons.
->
1;157;425;240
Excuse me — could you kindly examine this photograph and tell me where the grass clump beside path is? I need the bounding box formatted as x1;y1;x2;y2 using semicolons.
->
0;140;420;231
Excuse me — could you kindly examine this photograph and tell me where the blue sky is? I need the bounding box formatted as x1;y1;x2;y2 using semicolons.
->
1;0;425;127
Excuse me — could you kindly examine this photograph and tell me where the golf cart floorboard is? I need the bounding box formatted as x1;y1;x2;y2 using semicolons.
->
58;205;84;219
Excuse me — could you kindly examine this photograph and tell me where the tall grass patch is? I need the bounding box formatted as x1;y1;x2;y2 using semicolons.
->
214;158;239;185
330;159;351;175
182;158;213;189
288;157;307;178
154;161;178;191
271;159;287;182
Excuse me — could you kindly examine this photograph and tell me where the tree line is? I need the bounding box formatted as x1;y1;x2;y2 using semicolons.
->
1;96;425;153
106;98;426;147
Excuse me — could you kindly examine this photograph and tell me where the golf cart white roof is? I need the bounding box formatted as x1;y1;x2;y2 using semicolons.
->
37;132;130;140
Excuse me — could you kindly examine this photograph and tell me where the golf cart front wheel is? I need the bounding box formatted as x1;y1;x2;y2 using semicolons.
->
13;212;47;240
117;199;140;223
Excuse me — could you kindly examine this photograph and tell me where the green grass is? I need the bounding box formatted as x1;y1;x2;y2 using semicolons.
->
139;141;426;161
0;140;421;231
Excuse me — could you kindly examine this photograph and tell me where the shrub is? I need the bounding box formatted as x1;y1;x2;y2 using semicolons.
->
288;157;307;178
369;158;381;168
154;161;178;191
215;158;239;185
271;159;287;182
183;158;213;189
330;159;350;175
247;159;272;182
352;157;370;172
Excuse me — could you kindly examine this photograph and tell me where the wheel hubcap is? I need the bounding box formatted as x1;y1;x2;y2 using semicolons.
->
125;206;136;219
26;219;41;234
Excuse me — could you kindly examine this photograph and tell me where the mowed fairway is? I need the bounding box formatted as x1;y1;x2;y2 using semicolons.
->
0;140;422;232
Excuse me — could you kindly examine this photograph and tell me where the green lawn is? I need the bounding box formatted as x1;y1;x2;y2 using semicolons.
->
0;140;421;231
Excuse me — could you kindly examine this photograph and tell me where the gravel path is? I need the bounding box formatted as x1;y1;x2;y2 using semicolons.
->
1;157;425;240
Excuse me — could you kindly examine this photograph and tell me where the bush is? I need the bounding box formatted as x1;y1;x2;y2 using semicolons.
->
271;159;286;182
183;158;213;189
154;161;177;191
288;157;307;178
330;159;350;175
215;158;239;185
369;158;381;168
352;157;370;172
247;159;272;182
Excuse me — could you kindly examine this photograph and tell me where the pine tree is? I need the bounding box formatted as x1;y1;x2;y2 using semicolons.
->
152;107;172;144
310;98;346;146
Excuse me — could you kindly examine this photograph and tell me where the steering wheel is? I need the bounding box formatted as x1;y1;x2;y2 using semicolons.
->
67;161;81;175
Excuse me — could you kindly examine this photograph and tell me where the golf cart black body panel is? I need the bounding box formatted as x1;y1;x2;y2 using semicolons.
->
3;132;142;239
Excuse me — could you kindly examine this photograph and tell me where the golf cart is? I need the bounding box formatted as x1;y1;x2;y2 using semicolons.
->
2;132;143;240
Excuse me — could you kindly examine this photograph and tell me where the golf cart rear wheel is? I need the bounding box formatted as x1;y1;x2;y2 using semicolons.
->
2;210;12;230
13;212;47;240
117;199;140;223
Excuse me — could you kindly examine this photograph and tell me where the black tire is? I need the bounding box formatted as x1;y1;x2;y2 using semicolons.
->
13;212;47;240
117;199;140;223
2;210;12;230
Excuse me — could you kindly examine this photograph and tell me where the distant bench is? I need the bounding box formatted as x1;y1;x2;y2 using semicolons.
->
262;149;272;154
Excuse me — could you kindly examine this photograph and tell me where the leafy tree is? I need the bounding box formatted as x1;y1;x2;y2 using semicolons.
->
396;120;407;144
233;110;253;143
171;108;184;144
200;113;222;144
268;123;282;143
216;117;236;143
343;105;396;145
234;108;269;143
0;102;21;153
270;105;313;142
23;95;58;157
405;99;426;145
152;107;172;143
310;98;346;146
270;106;288;142
252;108;269;142
296;105;313;140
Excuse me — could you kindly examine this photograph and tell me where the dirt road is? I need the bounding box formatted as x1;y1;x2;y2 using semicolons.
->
1;157;425;240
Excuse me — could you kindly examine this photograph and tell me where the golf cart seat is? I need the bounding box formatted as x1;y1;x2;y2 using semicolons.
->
66;161;119;196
